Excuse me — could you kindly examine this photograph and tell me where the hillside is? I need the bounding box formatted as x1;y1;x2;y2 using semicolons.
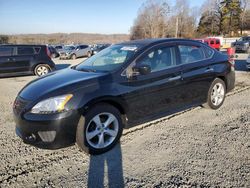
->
5;33;130;45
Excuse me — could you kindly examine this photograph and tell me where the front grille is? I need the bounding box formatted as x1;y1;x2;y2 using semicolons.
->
13;97;29;115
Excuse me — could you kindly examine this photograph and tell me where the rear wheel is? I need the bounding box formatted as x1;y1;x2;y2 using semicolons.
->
34;64;51;76
203;78;226;109
76;104;123;155
71;54;77;60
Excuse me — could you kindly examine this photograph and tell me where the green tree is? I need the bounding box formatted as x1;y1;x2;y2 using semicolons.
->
220;0;242;36
197;10;221;36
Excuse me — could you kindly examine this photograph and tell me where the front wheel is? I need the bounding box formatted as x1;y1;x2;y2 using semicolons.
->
203;78;226;109
71;54;77;60
76;104;123;155
34;64;51;76
87;51;92;58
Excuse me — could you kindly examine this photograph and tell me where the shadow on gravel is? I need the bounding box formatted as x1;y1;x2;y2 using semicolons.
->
87;143;124;188
235;60;248;72
55;64;71;70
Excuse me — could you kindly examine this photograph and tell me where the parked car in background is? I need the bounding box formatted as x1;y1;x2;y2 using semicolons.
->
48;46;59;58
73;44;92;59
91;44;111;55
54;45;64;53
59;45;92;59
204;38;221;51
246;54;250;70
231;36;250;53
13;38;235;155
59;45;75;59
0;44;55;77
193;38;221;51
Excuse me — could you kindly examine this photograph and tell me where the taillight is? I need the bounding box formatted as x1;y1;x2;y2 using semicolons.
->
46;46;51;58
227;47;235;67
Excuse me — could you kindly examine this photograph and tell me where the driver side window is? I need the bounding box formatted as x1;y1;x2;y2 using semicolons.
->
137;46;176;73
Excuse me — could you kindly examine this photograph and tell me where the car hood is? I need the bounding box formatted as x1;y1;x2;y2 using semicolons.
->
19;68;107;101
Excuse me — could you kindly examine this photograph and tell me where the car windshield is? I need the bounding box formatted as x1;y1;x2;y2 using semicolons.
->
75;44;140;72
64;46;75;50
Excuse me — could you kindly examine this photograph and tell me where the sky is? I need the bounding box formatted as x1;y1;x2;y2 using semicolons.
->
0;0;205;35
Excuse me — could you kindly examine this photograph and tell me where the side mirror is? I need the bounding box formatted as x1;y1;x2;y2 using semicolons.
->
132;64;151;75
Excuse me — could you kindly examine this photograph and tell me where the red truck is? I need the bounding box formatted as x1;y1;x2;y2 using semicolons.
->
194;38;221;51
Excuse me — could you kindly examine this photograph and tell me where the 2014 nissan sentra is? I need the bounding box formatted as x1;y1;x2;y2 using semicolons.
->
13;39;235;154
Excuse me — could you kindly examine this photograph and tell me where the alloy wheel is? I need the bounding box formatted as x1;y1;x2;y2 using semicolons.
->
211;83;225;106
85;112;119;149
36;66;49;76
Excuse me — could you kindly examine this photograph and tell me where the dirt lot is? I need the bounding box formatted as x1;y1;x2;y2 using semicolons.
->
0;54;249;187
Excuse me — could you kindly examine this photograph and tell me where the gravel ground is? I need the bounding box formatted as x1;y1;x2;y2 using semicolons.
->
0;55;249;188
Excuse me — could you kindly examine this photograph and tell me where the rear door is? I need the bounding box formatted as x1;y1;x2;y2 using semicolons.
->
0;46;15;74
177;42;215;105
123;43;186;122
13;46;36;73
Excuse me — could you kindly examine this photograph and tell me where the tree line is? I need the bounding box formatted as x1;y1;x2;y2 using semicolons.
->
0;33;129;45
130;0;250;40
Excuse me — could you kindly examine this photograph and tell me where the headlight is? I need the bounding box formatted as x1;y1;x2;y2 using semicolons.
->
31;94;73;114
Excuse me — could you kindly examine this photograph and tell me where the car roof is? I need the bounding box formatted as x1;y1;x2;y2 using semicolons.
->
117;38;203;47
0;44;46;47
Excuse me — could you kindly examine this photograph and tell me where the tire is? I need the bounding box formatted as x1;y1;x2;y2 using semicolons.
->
34;64;51;76
52;53;56;58
203;78;226;110
76;103;123;155
87;51;92;58
71;54;77;60
247;48;250;54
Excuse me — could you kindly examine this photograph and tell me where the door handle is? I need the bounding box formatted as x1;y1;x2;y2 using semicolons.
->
205;67;214;73
168;75;181;81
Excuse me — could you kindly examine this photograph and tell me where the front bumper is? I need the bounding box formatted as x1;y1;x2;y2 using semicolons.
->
14;110;80;149
59;53;71;59
235;46;248;52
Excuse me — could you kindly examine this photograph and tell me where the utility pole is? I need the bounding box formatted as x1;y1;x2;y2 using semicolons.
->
175;17;178;38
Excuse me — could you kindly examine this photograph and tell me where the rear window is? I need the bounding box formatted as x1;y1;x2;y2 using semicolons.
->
17;47;34;55
216;40;220;44
203;46;214;58
34;47;41;54
178;45;206;64
55;46;62;49
210;40;214;45
0;47;13;56
80;45;88;49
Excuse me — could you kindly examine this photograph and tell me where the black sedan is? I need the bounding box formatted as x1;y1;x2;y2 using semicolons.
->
13;38;235;154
